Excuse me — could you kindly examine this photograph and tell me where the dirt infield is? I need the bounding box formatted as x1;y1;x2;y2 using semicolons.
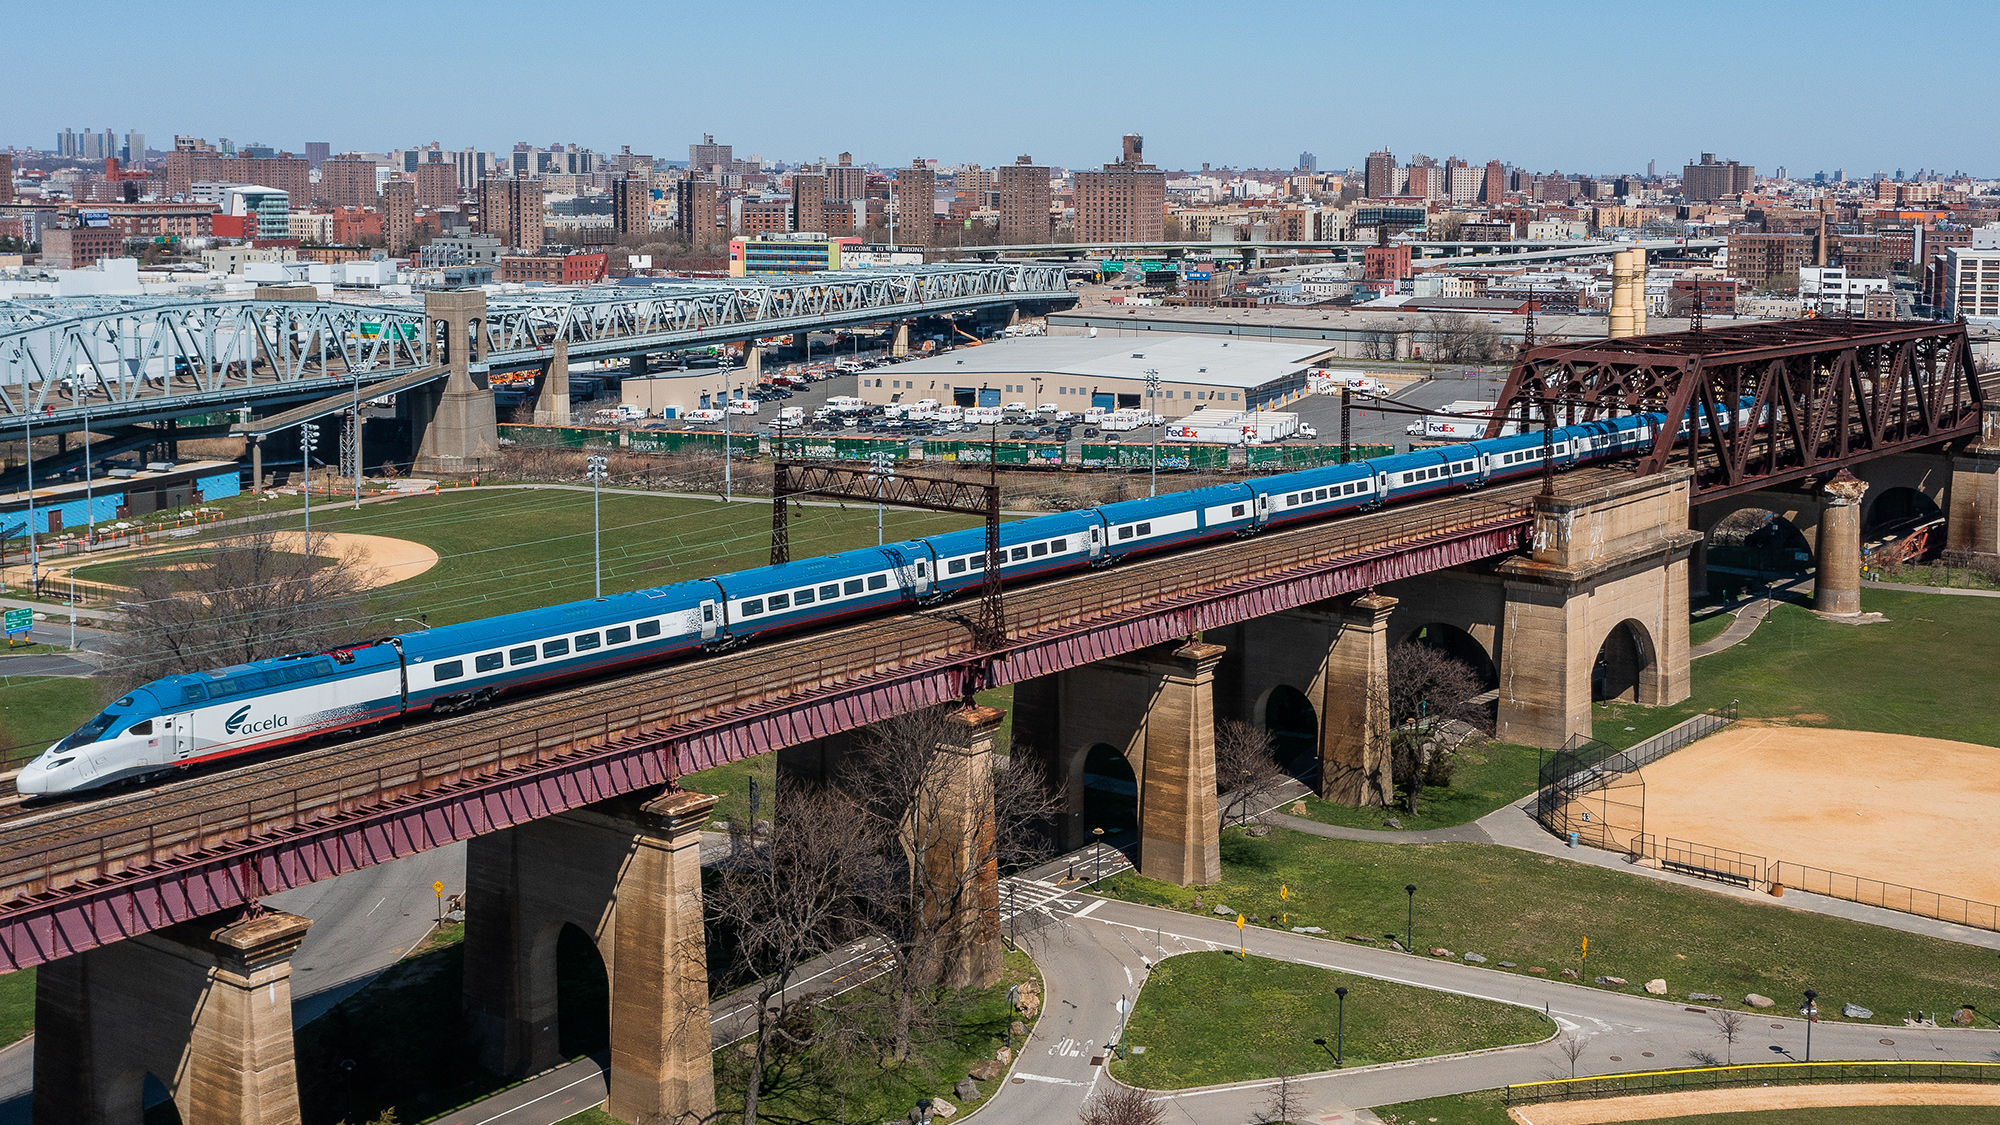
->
1638;726;2000;905
271;532;439;589
1509;1081;2000;1123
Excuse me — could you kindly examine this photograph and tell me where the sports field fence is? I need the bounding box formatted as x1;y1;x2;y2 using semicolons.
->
1507;1060;2000;1105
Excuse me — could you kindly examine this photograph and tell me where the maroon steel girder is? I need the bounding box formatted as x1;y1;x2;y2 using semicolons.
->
0;516;1527;970
1482;320;1984;501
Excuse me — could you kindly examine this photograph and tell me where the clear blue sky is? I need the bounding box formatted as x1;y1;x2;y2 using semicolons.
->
11;0;1995;176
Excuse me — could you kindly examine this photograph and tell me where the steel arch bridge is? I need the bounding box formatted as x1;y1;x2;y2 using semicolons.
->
0;264;1072;435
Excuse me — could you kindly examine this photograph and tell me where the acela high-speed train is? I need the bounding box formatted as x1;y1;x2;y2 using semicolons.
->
20;409;1688;796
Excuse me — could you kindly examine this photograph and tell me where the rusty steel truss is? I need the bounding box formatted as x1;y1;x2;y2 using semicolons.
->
770;458;1005;650
1484;319;1985;500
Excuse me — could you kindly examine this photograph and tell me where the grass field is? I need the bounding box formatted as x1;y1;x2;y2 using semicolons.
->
1111;951;1551;1089
1291;741;1542;831
1101;827;2000;1029
1596;589;2000;750
266;488;980;628
0;676;104;768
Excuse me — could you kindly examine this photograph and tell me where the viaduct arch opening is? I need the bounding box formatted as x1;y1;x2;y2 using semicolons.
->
1080;742;1137;840
1707;508;1812;584
1398;623;1499;690
555;922;611;1060
1261;684;1318;779
1593;619;1658;703
142;1072;181;1125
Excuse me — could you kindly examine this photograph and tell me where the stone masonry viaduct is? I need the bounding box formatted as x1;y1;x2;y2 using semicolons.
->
35;402;2000;1123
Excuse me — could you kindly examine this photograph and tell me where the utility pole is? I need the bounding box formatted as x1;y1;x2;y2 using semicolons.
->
1143;368;1162;497
718;354;736;502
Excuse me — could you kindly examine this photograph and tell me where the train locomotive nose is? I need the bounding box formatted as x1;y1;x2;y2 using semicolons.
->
16;752;75;796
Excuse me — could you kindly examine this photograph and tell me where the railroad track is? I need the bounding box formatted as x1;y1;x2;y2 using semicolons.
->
0;465;1624;901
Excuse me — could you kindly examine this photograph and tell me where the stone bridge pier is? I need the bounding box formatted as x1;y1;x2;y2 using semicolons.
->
32;909;314;1125
413;288;501;475
461;787;716;1125
1495;471;1698;747
1015;640;1223;885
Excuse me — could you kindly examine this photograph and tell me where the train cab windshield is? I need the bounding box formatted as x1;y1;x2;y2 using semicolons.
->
51;708;123;752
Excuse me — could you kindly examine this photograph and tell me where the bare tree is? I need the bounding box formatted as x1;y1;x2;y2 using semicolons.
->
1357;329;1398;361
1079;1085;1164;1125
840;706;1056;1062
1419;313;1506;365
1710;1007;1746;1064
1260;1044;1301;1124
107;526;374;688
1385;642;1487;815
1215;719;1286;828
1557;1032;1587;1079
707;783;877;1125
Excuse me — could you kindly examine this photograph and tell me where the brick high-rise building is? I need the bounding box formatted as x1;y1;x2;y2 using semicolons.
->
383;180;415;255
689;134;730;174
998;155;1050;244
791;171;827;234
318;158;379;207
164;150;308;201
894;160;936;246
675;177;719;248
1482;160;1504;203
1364;149;1396;199
0;154;13;204
827;152;866;201
480;178;545;252
414;161;458;210
1725;232;1814;289
613;174;651;241
1683;153;1754;201
1074;135;1165;243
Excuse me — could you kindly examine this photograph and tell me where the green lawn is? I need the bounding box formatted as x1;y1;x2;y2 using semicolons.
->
1111;952;1551;1089
0;968;33;1048
1688;605;1736;647
1290;741;1541;831
0;676;105;767
1101;827;2000;1029
711;946;1037;1125
1596;589;2000;750
1375;1088;1515;1125
280;488;978;628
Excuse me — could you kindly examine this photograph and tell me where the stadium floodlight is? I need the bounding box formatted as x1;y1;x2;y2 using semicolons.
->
586;455;609;599
300;422;321;540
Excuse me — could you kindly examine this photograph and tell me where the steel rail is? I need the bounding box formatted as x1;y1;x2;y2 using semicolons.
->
0;468;1617;970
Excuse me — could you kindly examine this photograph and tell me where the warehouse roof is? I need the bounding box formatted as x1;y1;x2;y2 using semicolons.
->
888;334;1338;389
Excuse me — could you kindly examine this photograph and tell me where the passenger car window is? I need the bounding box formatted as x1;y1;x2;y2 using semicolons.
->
742;600;764;616
475;653;504;672
606;626;632;643
768;593;790;610
819;584;839;599
510;646;537;664
845;579;865;595
434;661;464;681
867;575;888;590
794;589;814;605
637;620;662;638
575;633;601;650
543;639;570;658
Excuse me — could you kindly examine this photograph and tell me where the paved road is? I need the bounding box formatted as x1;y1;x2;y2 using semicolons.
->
0;842;469;1124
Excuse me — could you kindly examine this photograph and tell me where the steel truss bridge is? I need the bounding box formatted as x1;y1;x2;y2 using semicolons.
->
0;263;1073;436
1487;319;1987;501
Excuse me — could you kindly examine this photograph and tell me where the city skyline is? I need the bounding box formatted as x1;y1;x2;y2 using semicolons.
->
8;0;1999;175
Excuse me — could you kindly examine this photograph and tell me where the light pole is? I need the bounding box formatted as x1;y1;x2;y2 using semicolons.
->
1802;989;1817;1062
1143;369;1162;497
1405;884;1417;952
1335;986;1348;1066
719;355;736;502
1092;826;1106;885
22;405;37;593
586;454;608;599
868;450;894;545
300;422;320;541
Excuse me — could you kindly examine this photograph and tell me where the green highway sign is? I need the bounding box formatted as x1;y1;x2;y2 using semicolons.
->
3;608;32;636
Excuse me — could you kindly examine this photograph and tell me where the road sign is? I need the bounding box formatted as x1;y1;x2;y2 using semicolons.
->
1280;885;1290;901
433;881;444;897
1236;914;1245;930
3;608;31;637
